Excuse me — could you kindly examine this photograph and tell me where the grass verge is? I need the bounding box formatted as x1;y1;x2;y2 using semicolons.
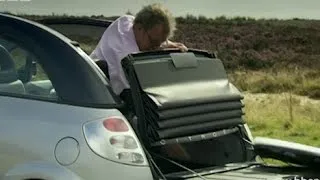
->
244;92;320;147
228;68;320;99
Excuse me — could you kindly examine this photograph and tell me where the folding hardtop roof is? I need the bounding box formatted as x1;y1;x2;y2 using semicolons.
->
121;49;245;144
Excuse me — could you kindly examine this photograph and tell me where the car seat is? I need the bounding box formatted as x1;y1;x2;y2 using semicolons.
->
0;45;25;94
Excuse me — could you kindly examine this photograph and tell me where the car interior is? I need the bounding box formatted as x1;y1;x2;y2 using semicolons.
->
0;38;58;99
0;45;26;94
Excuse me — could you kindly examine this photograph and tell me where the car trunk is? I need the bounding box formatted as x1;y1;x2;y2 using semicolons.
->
120;50;255;174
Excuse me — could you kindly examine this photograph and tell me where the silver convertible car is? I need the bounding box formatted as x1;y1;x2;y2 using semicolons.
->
0;13;320;180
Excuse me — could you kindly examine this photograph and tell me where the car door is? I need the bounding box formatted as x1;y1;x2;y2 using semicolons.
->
0;14;120;177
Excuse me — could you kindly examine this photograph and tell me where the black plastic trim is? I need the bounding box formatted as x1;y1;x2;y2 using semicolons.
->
37;17;113;28
130;48;216;59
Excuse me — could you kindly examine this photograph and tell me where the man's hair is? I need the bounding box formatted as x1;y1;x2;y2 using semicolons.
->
134;3;176;38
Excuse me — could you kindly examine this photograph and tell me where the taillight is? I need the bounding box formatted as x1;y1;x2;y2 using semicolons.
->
103;118;129;132
83;116;147;166
116;152;144;164
110;135;138;149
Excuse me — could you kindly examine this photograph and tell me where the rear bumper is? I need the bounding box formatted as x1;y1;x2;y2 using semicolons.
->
67;139;154;180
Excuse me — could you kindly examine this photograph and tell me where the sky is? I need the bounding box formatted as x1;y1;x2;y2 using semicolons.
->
1;0;320;20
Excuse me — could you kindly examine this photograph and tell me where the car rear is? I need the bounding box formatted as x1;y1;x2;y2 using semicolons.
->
62;106;154;180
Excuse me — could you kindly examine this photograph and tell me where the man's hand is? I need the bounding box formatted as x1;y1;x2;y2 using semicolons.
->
161;40;188;52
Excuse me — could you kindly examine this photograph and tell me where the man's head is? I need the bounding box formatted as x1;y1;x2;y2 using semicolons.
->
133;3;176;51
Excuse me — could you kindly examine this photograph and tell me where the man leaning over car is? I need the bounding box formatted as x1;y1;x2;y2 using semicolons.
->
90;3;188;97
90;4;190;159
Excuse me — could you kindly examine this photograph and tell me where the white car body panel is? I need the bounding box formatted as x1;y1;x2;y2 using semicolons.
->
0;96;153;180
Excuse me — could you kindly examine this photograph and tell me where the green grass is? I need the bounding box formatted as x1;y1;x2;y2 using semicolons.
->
243;92;320;147
228;68;320;99
243;92;320;165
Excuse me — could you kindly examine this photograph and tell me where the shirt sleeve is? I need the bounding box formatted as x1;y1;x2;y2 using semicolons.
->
94;15;137;95
98;39;131;95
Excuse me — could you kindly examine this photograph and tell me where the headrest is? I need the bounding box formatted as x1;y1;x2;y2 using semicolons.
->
0;45;18;83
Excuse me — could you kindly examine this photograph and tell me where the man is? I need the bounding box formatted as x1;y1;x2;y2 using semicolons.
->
90;3;187;96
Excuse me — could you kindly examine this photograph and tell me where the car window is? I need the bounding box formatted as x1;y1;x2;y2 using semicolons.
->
10;43;49;81
0;36;58;100
0;20;118;106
